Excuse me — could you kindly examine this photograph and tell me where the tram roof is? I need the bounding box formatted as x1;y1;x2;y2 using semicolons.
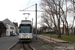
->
21;20;31;22
20;20;32;24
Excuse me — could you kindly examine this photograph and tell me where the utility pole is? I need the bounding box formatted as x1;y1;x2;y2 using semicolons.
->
32;18;33;35
35;3;37;40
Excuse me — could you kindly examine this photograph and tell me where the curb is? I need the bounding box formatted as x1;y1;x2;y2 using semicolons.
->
0;36;11;39
8;40;19;50
38;35;69;43
0;37;7;39
33;35;54;43
37;36;54;43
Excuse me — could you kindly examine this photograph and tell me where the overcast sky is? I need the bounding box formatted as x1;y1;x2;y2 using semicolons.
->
0;0;42;27
0;0;74;28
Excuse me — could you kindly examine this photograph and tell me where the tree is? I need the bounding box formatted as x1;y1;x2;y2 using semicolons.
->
40;0;71;38
40;12;53;28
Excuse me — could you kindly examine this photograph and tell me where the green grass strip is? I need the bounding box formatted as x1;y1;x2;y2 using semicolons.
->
39;34;75;43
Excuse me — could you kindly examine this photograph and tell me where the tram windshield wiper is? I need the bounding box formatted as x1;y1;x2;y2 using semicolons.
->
21;29;26;33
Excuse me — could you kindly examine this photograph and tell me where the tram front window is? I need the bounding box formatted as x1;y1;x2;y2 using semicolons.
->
20;26;30;33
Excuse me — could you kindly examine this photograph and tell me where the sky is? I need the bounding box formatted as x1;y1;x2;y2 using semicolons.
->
0;0;41;27
0;0;74;28
63;1;74;27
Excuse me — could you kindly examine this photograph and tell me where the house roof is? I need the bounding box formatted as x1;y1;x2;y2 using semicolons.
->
3;18;15;26
13;22;18;27
0;21;6;30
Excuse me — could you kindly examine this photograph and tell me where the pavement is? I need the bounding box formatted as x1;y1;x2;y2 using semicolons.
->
0;36;18;50
11;36;54;50
38;35;69;43
0;35;73;50
0;35;70;50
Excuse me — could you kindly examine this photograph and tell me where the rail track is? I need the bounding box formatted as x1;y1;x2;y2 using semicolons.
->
20;43;34;50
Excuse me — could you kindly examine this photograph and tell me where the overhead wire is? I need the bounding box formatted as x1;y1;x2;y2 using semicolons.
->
20;4;35;11
24;4;35;10
25;0;31;10
20;0;35;11
19;0;44;12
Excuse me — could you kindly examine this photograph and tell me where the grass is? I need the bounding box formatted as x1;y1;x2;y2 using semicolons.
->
39;34;75;43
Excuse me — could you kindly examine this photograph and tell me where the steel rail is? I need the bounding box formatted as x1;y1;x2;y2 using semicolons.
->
23;44;29;50
28;43;34;50
20;43;34;50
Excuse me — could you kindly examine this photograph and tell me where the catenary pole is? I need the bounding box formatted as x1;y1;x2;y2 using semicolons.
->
35;3;37;40
32;18;33;35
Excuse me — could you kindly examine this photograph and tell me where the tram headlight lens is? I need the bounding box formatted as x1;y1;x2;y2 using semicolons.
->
21;37;22;38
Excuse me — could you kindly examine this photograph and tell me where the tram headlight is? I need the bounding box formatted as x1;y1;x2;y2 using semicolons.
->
27;37;29;38
21;37;22;38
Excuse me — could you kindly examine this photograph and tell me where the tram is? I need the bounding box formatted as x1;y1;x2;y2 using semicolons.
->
19;20;33;41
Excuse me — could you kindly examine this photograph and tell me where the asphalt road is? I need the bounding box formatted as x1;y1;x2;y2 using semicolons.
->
0;36;18;50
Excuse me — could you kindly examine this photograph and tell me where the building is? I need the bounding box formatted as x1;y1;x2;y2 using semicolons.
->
3;18;16;36
0;21;6;37
13;22;19;34
39;27;55;33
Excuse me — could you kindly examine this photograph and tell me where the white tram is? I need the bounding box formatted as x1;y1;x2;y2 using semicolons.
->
19;20;33;41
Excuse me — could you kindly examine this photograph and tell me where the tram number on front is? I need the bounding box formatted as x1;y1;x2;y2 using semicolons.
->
24;35;26;38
